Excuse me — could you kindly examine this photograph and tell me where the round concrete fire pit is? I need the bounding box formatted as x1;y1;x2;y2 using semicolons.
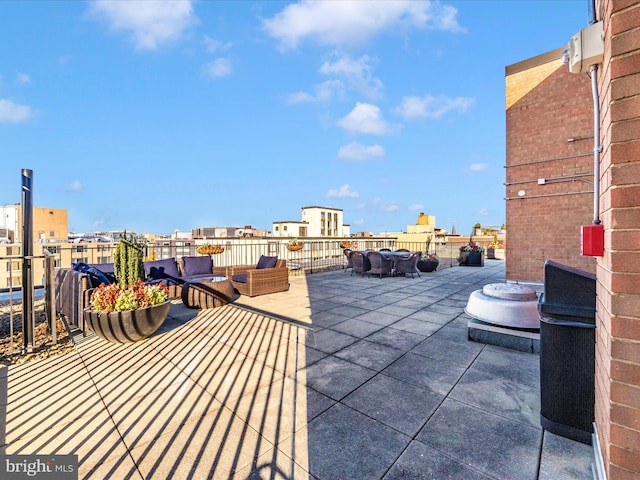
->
465;283;540;329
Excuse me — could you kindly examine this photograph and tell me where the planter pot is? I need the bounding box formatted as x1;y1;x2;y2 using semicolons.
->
466;251;484;267
84;301;171;343
340;241;352;249
287;243;303;251
417;260;439;272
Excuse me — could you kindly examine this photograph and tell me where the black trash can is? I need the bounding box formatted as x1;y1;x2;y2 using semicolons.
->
538;260;596;445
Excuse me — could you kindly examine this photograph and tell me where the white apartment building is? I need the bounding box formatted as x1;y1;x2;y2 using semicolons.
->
272;206;350;238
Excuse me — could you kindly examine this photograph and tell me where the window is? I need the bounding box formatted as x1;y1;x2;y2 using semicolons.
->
284;226;288;231
75;245;88;253
45;245;58;254
275;226;279;232
49;231;55;237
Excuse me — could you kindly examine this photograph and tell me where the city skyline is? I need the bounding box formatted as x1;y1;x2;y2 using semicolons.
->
1;1;588;235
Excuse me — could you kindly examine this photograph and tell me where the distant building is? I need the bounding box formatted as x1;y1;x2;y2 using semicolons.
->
1;204;68;243
273;206;350;238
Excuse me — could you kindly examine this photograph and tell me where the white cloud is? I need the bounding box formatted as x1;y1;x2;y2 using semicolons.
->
354;218;365;225
202;58;232;78
89;0;197;51
263;0;464;50
65;180;83;192
337;102;397;135
327;184;359;198
287;79;344;104
203;35;232;53
394;94;475;120
0;99;34;123
15;72;31;85
380;201;400;212
479;208;491;216
59;55;73;65
320;54;382;99
468;163;488;172
408;204;424;211
337;142;385;161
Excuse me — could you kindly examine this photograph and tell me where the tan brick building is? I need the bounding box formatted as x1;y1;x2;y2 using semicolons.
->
508;2;640;478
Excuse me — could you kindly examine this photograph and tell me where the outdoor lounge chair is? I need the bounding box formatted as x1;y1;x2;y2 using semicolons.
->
229;255;289;297
367;251;394;278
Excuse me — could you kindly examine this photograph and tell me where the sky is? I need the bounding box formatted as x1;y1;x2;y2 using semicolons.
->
1;0;590;237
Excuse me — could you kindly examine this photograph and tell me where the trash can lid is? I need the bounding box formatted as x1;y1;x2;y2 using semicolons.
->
482;283;538;301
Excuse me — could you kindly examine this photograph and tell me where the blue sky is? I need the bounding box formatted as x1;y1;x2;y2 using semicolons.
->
1;0;589;236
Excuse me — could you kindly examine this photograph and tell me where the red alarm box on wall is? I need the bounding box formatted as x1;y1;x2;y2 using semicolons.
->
582;224;604;256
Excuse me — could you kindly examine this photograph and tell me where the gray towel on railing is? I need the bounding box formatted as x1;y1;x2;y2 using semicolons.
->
55;268;91;332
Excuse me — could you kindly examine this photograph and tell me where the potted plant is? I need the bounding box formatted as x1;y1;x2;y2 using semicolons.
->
417;253;439;272
287;238;304;251
197;244;224;254
458;244;484;267
84;280;170;343
487;243;505;260
339;240;352;249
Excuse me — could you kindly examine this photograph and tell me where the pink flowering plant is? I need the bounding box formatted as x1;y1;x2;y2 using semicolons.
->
90;280;168;312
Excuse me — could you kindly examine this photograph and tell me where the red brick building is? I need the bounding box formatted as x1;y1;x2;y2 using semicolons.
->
507;2;640;478
506;48;597;282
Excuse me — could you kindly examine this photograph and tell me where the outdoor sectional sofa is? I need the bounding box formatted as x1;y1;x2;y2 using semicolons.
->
55;256;228;332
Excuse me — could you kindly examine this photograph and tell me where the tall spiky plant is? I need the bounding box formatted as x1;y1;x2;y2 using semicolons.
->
114;231;145;287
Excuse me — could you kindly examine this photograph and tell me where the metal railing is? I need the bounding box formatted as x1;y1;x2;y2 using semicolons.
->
0;236;496;357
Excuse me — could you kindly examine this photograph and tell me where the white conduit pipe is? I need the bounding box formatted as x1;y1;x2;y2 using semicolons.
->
590;63;602;225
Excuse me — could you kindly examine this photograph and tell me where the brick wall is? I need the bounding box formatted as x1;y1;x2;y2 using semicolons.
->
506;52;597;282
596;1;640;478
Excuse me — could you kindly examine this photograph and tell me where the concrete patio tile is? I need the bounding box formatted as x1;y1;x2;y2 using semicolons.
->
410;335;483;367
366;326;426;350
383;352;466;397
450;367;541;428
306;298;343;313
383;440;492;480
303;345;328;366
342;374;443;437
472;345;540;389
375;304;423;318
538;431;594;479
233;376;306;448
416;398;541;480
326;304;370;319
127;403;273;480
309;310;350;329
103;373;223;445
388;318;442;337
304;355;376;401
407;309;456;325
354;310;403;327
198;352;284;405
329;317;384;338
233;444;310;479
334;339;404;371
307;328;358;354
306;386;336;421
4;353;110;442
307;403;409;480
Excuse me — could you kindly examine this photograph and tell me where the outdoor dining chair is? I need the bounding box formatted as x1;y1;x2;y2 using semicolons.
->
350;251;371;277
395;252;421;278
367;251;394;278
343;248;354;273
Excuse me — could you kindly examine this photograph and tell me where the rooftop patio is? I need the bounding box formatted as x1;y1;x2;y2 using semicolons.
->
1;260;593;479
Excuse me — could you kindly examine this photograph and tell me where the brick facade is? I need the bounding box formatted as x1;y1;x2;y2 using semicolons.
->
595;1;640;478
506;50;597;282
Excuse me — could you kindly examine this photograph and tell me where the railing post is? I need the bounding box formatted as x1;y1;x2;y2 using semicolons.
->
44;249;56;345
21;168;35;353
